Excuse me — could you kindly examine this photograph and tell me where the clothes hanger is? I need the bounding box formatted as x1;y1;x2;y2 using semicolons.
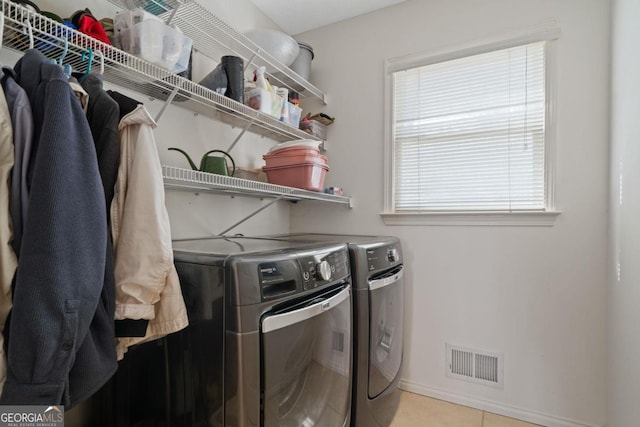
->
59;39;72;77
57;38;68;65
49;38;71;77
94;50;104;75
81;47;93;76
23;19;34;50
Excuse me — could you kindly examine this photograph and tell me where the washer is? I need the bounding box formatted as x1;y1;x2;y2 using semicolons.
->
264;234;404;427
76;237;353;427
177;237;354;427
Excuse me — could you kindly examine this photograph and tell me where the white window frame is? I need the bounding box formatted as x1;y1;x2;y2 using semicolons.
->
382;25;561;226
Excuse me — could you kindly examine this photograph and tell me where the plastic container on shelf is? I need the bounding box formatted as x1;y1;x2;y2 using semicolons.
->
245;87;271;114
307;120;327;139
267;147;321;158
262;161;329;192
263;151;327;168
270;86;284;118
277;87;289;122
246;66;273;114
119;19;192;73
268;139;321;153
287;102;302;128
290;42;314;80
234;167;267;182
244;28;300;67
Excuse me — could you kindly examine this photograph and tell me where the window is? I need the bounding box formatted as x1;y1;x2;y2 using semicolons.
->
383;32;559;225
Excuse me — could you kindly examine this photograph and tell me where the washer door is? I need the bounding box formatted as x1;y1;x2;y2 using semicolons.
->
368;265;404;398
261;284;352;427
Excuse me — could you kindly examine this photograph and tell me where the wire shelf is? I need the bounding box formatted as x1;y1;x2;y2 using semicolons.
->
0;0;320;143
107;0;327;102
162;166;352;205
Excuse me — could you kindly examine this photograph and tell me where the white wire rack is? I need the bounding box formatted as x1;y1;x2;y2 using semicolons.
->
0;0;321;143
107;0;328;102
163;166;352;206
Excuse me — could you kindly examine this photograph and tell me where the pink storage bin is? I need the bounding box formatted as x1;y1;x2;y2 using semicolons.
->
267;146;320;156
262;161;330;192
268;139;321;153
263;152;327;168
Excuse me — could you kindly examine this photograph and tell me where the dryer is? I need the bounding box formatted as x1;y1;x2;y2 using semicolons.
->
264;234;404;427
77;237;353;427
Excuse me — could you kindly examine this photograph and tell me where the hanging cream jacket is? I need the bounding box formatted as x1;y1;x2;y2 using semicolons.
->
0;83;17;395
111;105;188;360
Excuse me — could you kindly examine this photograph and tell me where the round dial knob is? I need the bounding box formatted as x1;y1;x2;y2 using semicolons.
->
387;248;399;262
316;260;332;281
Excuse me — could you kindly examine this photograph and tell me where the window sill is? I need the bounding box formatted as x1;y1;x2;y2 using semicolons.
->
380;210;561;226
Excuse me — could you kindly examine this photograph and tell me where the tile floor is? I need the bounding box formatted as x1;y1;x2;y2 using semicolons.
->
391;391;543;427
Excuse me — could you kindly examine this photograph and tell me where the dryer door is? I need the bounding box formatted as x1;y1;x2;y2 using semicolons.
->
368;265;404;398
261;284;352;427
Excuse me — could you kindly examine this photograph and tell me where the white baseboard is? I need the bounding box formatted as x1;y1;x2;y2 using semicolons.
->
398;379;603;427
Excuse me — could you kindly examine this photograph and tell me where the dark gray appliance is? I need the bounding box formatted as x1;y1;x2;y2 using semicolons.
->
264;234;404;427
74;237;353;427
176;237;354;427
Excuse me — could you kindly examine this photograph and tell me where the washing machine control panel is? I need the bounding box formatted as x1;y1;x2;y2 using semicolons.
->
366;244;402;272
299;249;349;290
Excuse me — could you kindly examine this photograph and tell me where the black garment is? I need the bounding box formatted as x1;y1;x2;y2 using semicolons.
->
79;74;130;343
70;72;121;405
80;73;120;208
107;90;141;120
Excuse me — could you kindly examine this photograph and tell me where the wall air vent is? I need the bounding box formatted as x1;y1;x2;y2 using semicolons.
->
445;343;504;388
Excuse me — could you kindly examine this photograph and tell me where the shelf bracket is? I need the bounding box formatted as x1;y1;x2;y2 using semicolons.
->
155;85;181;123
226;119;255;153
217;195;286;236
244;48;261;72
164;4;180;26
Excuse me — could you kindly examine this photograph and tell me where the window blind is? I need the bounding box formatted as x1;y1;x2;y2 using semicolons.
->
392;41;546;212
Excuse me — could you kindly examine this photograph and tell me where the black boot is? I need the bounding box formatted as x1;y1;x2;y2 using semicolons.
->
221;55;244;104
199;60;227;96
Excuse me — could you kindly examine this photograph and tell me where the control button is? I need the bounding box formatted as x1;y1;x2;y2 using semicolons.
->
303;271;310;281
387;248;399;262
316;260;332;281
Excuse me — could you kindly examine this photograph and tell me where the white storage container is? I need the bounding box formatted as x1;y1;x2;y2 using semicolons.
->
287;103;302;128
245;87;272;115
119;15;192;73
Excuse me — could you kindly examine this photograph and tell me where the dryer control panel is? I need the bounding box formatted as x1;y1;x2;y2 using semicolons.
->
299;249;350;290
366;244;403;273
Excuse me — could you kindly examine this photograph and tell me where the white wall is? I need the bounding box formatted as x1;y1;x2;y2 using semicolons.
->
292;1;610;425
608;0;640;425
0;0;294;238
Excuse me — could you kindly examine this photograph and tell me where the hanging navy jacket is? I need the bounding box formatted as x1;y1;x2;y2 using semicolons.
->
0;49;116;407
